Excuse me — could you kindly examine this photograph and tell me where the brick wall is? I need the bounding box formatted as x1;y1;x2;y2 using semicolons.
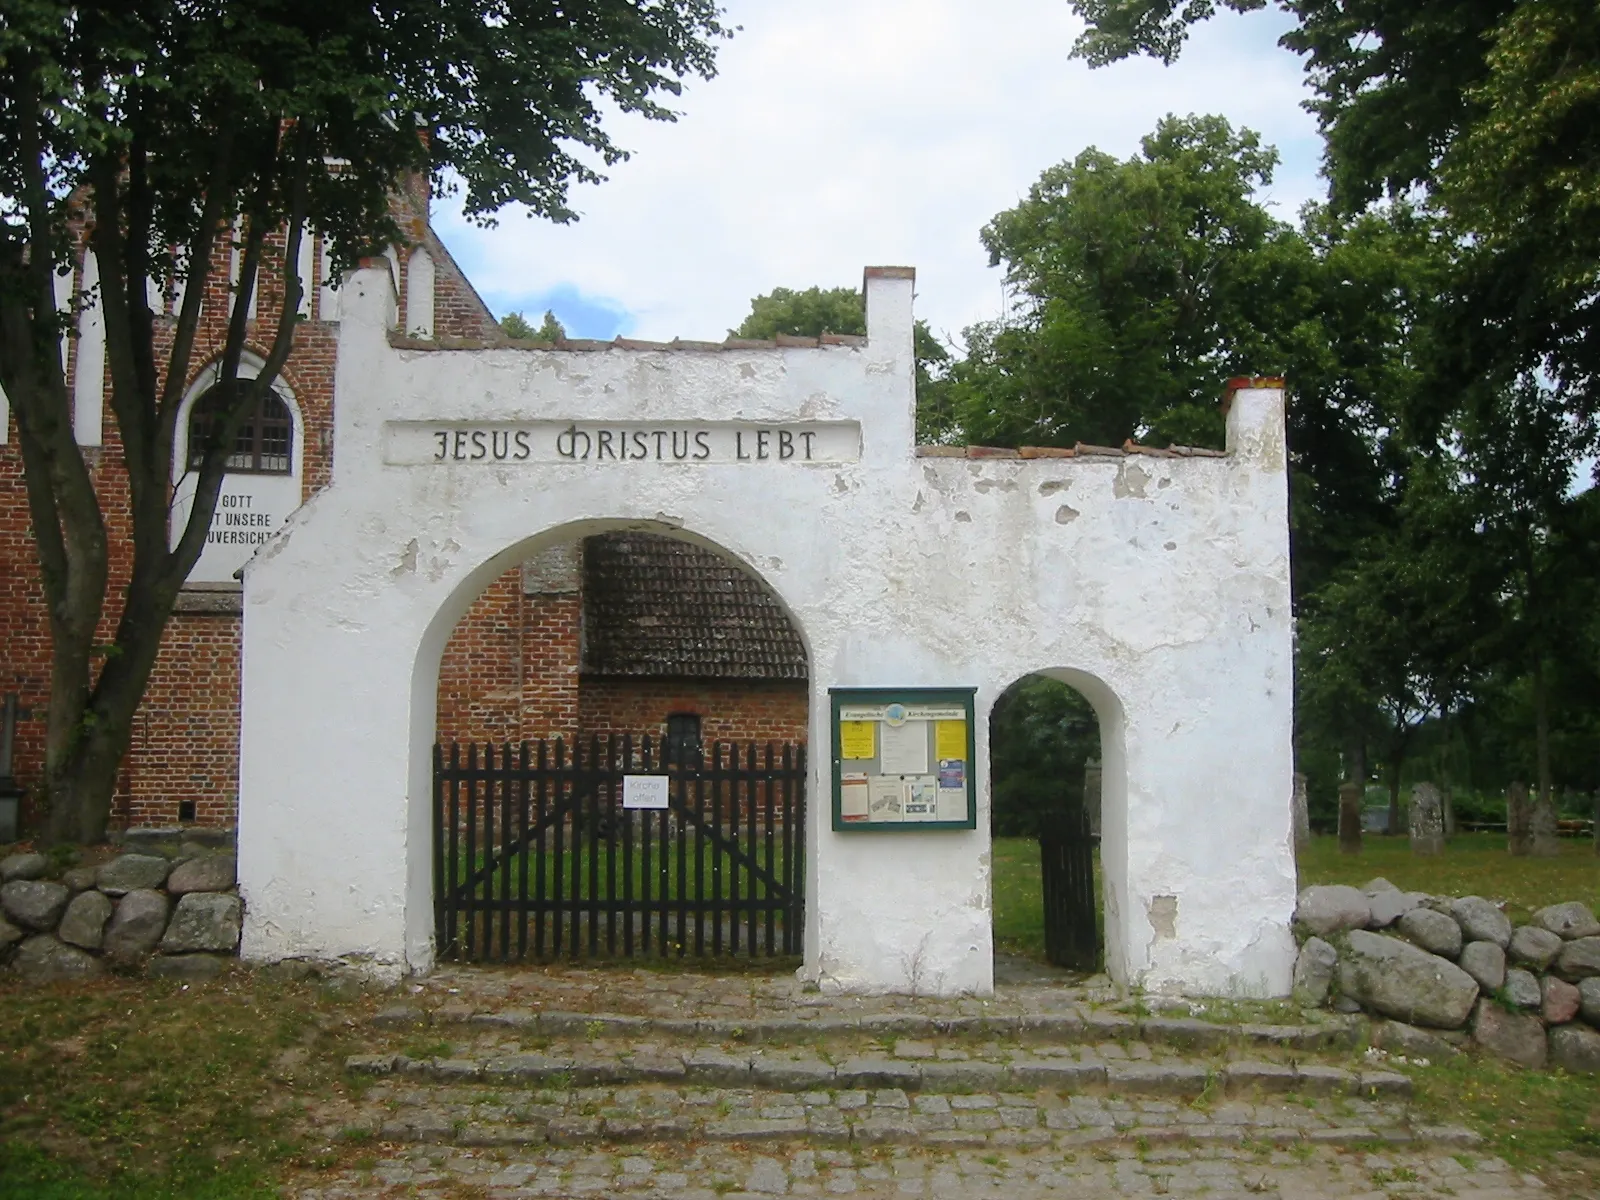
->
433;560;809;756
579;678;809;750
436;569;527;746
1;180;500;832
121;611;242;827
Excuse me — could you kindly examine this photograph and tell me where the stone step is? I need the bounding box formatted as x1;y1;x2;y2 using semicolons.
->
370;1002;1363;1054
322;1078;1469;1156
346;1046;1409;1100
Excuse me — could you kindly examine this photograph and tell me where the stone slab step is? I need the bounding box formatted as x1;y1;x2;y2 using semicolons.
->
346;1048;1409;1099
371;1002;1362;1053
324;1080;1463;1156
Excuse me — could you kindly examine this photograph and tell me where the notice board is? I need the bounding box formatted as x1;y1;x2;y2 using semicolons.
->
829;687;977;831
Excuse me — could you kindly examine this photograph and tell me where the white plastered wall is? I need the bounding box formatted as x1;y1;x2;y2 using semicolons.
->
237;263;1297;997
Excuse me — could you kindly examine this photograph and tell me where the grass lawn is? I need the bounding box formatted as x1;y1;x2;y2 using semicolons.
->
990;835;1049;961
1296;832;1600;924
994;832;1600;964
0;973;367;1199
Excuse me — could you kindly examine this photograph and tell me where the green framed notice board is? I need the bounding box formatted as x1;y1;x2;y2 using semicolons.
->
829;687;978;831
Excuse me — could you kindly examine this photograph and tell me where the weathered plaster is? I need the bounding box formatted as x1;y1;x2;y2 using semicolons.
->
237;264;1296;998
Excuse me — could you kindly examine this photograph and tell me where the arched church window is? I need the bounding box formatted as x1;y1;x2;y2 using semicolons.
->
187;382;293;474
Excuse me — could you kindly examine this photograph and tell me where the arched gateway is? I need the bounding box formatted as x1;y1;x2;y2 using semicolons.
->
237;263;1297;997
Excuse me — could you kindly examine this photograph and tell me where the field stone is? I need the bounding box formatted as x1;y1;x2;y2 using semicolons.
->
1458;941;1507;992
13;934;102;981
1336;929;1479;1029
104;888;170;959
56;889;112;950
1291;936;1338;1006
165;854;236;895
1549;1025;1600;1073
61;865;99;892
1371;1020;1460;1060
1508;925;1563;971
1473;999;1548;1067
1367;889;1421;929
1295;885;1371;936
1580;978;1600;1026
149;953;227;981
1505;968;1542;1009
0;879;70;931
1451;897;1512;948
161;892;241;953
1542;976;1581;1025
96;853;171;896
1398;907;1463;958
1556;937;1600;982
1363;878;1400;894
0;852;47;882
1534;902;1600;940
0;916;22;950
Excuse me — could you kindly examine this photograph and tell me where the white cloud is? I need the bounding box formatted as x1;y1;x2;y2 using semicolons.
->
434;0;1322;343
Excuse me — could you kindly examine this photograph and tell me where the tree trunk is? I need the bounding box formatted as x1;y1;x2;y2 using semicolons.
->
1387;769;1402;836
42;727;127;844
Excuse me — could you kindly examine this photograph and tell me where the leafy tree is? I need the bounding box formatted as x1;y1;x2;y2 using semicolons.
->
1452;377;1597;809
0;1;728;843
535;309;567;343
947;115;1312;450
1441;0;1600;403
989;676;1100;838
501;309;566;342
731;285;956;442
1066;0;1515;210
1068;0;1600;415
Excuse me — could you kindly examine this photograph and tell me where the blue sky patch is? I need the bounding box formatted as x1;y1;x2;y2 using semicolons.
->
483;282;634;341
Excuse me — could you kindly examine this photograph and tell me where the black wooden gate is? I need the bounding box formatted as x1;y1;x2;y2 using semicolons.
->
1038;805;1100;970
433;735;805;962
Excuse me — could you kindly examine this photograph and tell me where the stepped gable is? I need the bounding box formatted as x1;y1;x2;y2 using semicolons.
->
581;533;807;681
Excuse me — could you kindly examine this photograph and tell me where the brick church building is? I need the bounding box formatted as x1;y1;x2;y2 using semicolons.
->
0;181;808;834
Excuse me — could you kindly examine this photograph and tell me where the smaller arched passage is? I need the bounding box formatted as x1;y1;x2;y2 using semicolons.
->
987;668;1130;984
416;520;813;967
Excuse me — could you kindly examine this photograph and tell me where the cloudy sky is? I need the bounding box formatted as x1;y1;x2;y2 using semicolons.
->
432;0;1322;348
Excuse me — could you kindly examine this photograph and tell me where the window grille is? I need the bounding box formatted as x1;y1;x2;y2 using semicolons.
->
187;382;293;474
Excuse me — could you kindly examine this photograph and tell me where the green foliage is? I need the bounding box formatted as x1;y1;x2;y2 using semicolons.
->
731;285;956;442
501;309;565;342
948;115;1308;450
988;676;1100;838
0;0;729;840
500;311;535;339
536;310;567;343
732;286;865;340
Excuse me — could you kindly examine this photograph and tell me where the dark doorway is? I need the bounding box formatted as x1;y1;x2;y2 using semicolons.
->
990;675;1103;973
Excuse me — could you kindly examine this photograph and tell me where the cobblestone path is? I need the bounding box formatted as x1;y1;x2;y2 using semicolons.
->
290;1141;1553;1198
277;963;1582;1197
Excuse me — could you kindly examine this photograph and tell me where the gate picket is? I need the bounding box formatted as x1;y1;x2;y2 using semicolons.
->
434;733;806;962
1039;805;1100;970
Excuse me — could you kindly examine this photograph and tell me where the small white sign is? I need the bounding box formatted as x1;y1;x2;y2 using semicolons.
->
623;774;670;810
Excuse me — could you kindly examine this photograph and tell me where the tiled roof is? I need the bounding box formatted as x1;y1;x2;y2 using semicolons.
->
581;533;807;681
